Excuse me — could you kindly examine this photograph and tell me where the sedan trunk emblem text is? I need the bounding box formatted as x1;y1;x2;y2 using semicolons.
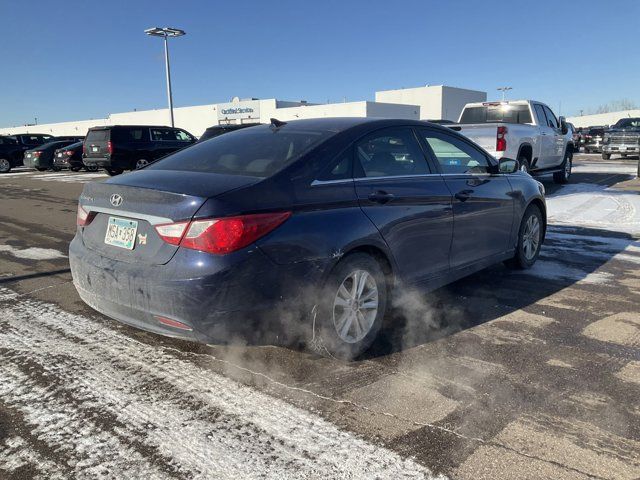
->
110;194;123;207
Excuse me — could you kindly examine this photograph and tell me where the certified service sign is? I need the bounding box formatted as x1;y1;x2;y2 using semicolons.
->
217;100;261;121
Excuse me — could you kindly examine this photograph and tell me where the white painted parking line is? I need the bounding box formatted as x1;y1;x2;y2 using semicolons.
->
0;287;440;480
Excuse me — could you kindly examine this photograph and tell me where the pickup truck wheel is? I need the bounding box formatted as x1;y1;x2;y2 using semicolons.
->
505;204;543;270
553;150;572;184
135;158;149;169
518;159;531;174
105;168;123;176
308;253;387;360
602;153;611;160
0;158;11;173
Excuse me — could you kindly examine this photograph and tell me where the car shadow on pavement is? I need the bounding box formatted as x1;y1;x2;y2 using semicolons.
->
0;268;71;284
363;224;639;359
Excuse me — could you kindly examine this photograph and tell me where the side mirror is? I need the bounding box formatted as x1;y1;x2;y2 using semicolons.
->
498;157;519;174
559;116;568;135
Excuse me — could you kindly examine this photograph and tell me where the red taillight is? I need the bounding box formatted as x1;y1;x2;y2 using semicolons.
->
154;221;190;245
76;205;95;227
33;151;42;157
496;126;507;152
65;150;73;156
82;143;86;154
155;212;292;255
107;140;113;155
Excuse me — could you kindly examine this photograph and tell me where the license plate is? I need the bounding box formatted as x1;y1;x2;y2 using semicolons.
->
104;217;138;250
92;146;99;152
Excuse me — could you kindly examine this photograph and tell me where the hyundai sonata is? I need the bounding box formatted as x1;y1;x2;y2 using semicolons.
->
70;118;546;359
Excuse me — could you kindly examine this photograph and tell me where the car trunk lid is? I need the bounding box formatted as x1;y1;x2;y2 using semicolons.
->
84;128;110;158
78;169;261;265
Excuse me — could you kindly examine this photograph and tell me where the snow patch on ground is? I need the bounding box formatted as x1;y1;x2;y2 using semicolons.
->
0;245;66;260
0;287;443;480
514;260;615;285
546;183;640;235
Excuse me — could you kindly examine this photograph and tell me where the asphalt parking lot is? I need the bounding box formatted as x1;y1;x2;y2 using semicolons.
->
0;154;639;479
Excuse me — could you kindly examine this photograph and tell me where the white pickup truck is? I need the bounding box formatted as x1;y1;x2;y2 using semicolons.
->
448;100;575;184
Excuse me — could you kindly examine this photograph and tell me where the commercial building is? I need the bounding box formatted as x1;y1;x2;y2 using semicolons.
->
0;85;484;138
375;85;486;121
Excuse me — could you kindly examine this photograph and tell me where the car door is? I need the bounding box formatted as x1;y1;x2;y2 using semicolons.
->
417;128;514;270
542;105;565;164
353;127;453;285
533;104;558;168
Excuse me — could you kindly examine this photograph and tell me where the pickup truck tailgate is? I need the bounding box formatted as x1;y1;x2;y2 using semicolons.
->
448;124;498;153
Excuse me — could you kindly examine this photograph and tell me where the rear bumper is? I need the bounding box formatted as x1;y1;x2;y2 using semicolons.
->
69;234;324;343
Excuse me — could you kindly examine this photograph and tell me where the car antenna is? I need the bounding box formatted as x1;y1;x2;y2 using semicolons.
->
270;118;287;130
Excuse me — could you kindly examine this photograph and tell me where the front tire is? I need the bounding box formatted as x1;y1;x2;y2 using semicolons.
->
309;253;388;360
0;158;11;173
135;158;149;170
506;204;543;270
36;167;47;172
602;153;611;160
553;149;572;184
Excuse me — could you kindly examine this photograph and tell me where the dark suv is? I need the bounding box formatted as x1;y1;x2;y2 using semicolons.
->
82;125;196;175
0;133;54;173
198;123;260;142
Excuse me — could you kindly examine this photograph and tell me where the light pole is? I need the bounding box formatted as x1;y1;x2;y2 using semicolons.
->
497;86;513;102
145;27;186;127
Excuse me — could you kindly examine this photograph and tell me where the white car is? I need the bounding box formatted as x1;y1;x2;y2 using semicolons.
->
449;100;575;184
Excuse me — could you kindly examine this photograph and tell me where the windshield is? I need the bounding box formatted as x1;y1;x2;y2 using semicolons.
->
613;118;640;129
459;104;533;124
148;125;336;178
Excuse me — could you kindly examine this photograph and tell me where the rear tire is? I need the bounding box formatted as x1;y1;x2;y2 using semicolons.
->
518;157;531;174
505;204;543;270
105;168;123;176
135;158;149;170
36;167;47;172
308;253;388;360
84;165;99;172
602;153;611;160
70;166;81;172
0;158;11;173
553;149;572;184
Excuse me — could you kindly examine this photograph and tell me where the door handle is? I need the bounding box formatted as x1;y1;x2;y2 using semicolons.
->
454;189;473;202
368;190;395;204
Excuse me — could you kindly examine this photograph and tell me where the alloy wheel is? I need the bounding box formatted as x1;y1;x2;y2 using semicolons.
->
0;158;10;173
332;269;379;344
522;215;541;260
136;159;149;169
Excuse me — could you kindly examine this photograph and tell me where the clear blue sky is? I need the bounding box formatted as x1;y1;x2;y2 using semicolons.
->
1;0;638;126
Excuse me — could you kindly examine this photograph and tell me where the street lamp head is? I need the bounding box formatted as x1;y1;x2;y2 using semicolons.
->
145;27;186;37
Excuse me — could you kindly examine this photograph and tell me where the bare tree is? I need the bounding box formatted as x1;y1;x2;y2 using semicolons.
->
589;99;638;114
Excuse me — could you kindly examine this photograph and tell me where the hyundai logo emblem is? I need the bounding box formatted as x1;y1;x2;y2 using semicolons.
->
110;194;123;207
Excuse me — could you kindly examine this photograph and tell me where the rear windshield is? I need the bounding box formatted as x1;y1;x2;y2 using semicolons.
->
459;105;533;124
86;129;109;142
148;126;335;178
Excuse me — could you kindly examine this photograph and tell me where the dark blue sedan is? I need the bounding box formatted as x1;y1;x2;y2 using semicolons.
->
70;118;546;359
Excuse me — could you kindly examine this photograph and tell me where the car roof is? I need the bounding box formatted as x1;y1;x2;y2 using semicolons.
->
89;125;179;130
258;117;444;133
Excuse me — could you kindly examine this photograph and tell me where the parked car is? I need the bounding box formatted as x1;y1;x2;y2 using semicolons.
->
70;118;546;360
53;141;98;171
0;133;54;173
602;118;640;159
451;100;574;183
568;123;580;152
427;119;456;125
23;139;81;171
582;126;606;153
198;123;260;142
53;135;85;143
82;125;197;175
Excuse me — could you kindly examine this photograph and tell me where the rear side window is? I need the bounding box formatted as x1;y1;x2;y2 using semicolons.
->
21;135;47;145
148;125;335;178
419;129;490;174
355;127;429;178
86;129;109;142
113;128;144;142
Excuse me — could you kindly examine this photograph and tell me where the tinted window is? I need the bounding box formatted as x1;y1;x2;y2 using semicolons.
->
0;137;17;145
420;130;490;174
113;128;144;142
459;105;532;124
543;106;559;129
355;128;429;178
148;125;335;178
318;150;352;181
86;129;109;142
613;118;640;128
20;135;48;146
534;105;548;126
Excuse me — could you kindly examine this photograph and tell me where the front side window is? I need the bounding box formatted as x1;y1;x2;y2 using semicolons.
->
355;128;429;178
543;106;559;129
420;130;490;174
174;130;193;142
